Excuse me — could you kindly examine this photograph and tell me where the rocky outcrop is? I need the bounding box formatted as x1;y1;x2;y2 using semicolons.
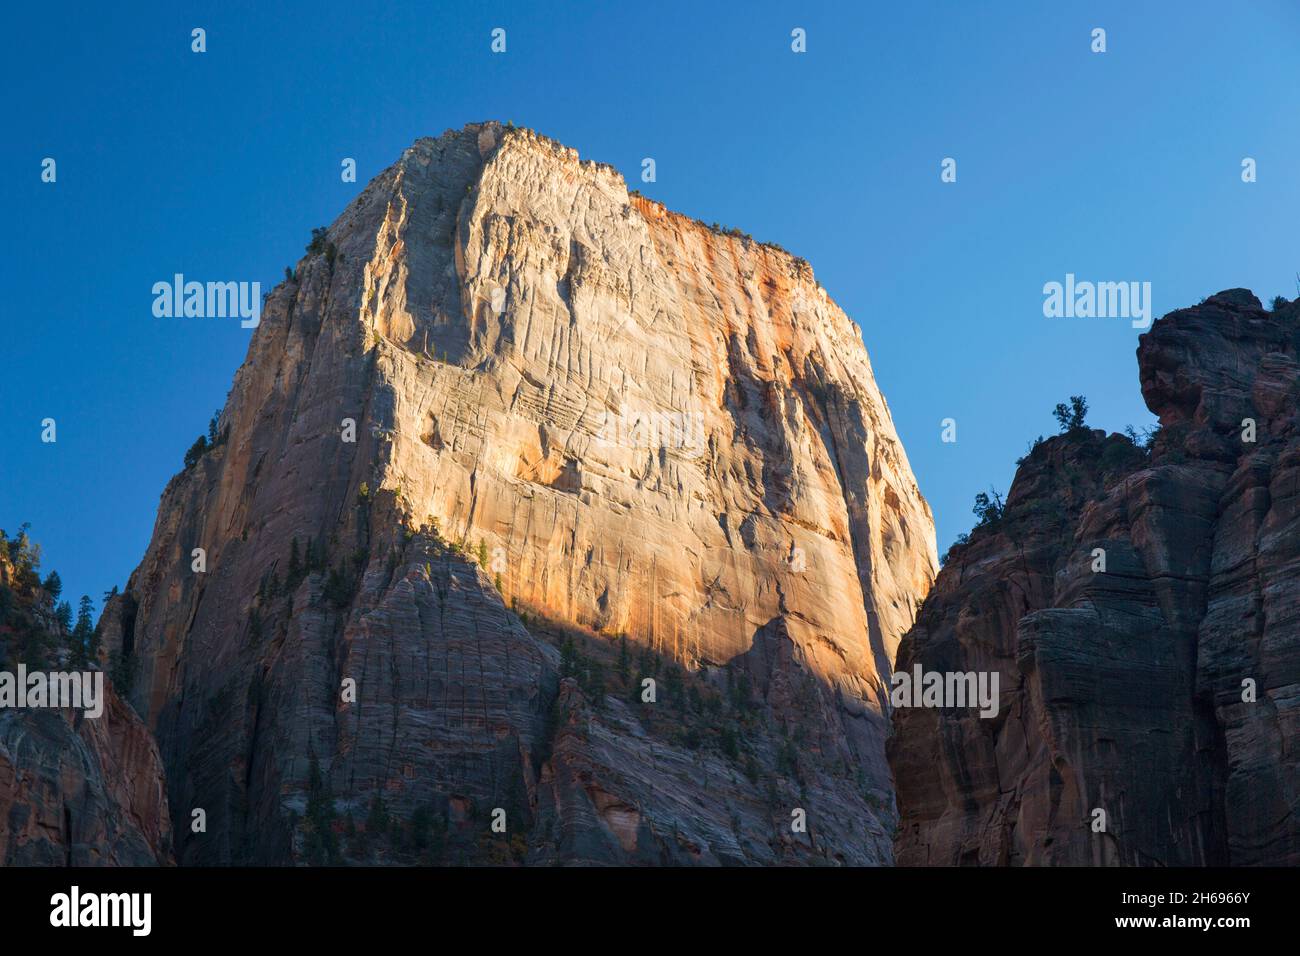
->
104;122;935;864
0;545;173;866
0;687;173;866
889;289;1300;866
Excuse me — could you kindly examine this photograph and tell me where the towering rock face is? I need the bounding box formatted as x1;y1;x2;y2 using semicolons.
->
103;122;935;864
890;290;1300;866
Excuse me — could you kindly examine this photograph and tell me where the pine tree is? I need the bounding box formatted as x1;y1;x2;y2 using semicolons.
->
560;637;578;678
972;488;1005;527
304;752;338;864
586;660;606;707
1053;395;1089;434
720;725;739;759
617;635;629;682
88;613;102;663
110;649;135;696
287;539;301;585
664;663;683;707
183;434;208;469
324;567;350;608
639;646;657;679
54;600;72;632
71;595;94;667
731;669;753;713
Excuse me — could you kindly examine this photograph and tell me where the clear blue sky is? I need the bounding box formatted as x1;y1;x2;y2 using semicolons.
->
5;1;1300;610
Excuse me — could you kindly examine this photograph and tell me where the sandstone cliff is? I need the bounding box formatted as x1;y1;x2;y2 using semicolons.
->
0;688;174;866
0;542;173;866
890;289;1299;866
102;122;935;864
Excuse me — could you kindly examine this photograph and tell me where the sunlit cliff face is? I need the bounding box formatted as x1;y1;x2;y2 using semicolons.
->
370;126;936;695
99;122;934;864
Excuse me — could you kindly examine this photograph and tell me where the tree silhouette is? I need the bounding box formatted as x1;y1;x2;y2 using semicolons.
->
1052;395;1089;434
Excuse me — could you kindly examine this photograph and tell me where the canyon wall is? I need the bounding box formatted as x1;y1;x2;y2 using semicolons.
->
0;548;172;865
10;126;1294;869
890;289;1299;866
100;122;936;864
0;689;173;866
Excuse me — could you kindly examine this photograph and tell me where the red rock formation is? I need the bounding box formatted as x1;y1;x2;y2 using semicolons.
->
0;687;173;866
0;544;173;865
890;289;1299;866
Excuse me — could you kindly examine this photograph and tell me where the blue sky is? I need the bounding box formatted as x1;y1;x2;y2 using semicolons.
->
5;0;1300;610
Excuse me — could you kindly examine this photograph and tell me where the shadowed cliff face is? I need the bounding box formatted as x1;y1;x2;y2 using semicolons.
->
0;689;173;866
101;122;936;865
0;550;173;866
890;290;1300;866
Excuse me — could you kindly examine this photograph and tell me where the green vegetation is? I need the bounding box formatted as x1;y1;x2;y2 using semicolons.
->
709;222;753;242
1015;435;1046;466
949;394;1169;568
303;752;340;865
70;595;97;667
516;601;787;768
1102;428;1153;474
0;525;100;670
304;226;340;268
322;566;351;608
109;649;134;696
346;791;453;865
972;488;1005;527
272;534;362;612
1052;394;1089;435
182;408;227;470
182;435;208;469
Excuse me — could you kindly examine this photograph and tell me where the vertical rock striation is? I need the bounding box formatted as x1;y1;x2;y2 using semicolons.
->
103;122;935;864
890;290;1299;866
